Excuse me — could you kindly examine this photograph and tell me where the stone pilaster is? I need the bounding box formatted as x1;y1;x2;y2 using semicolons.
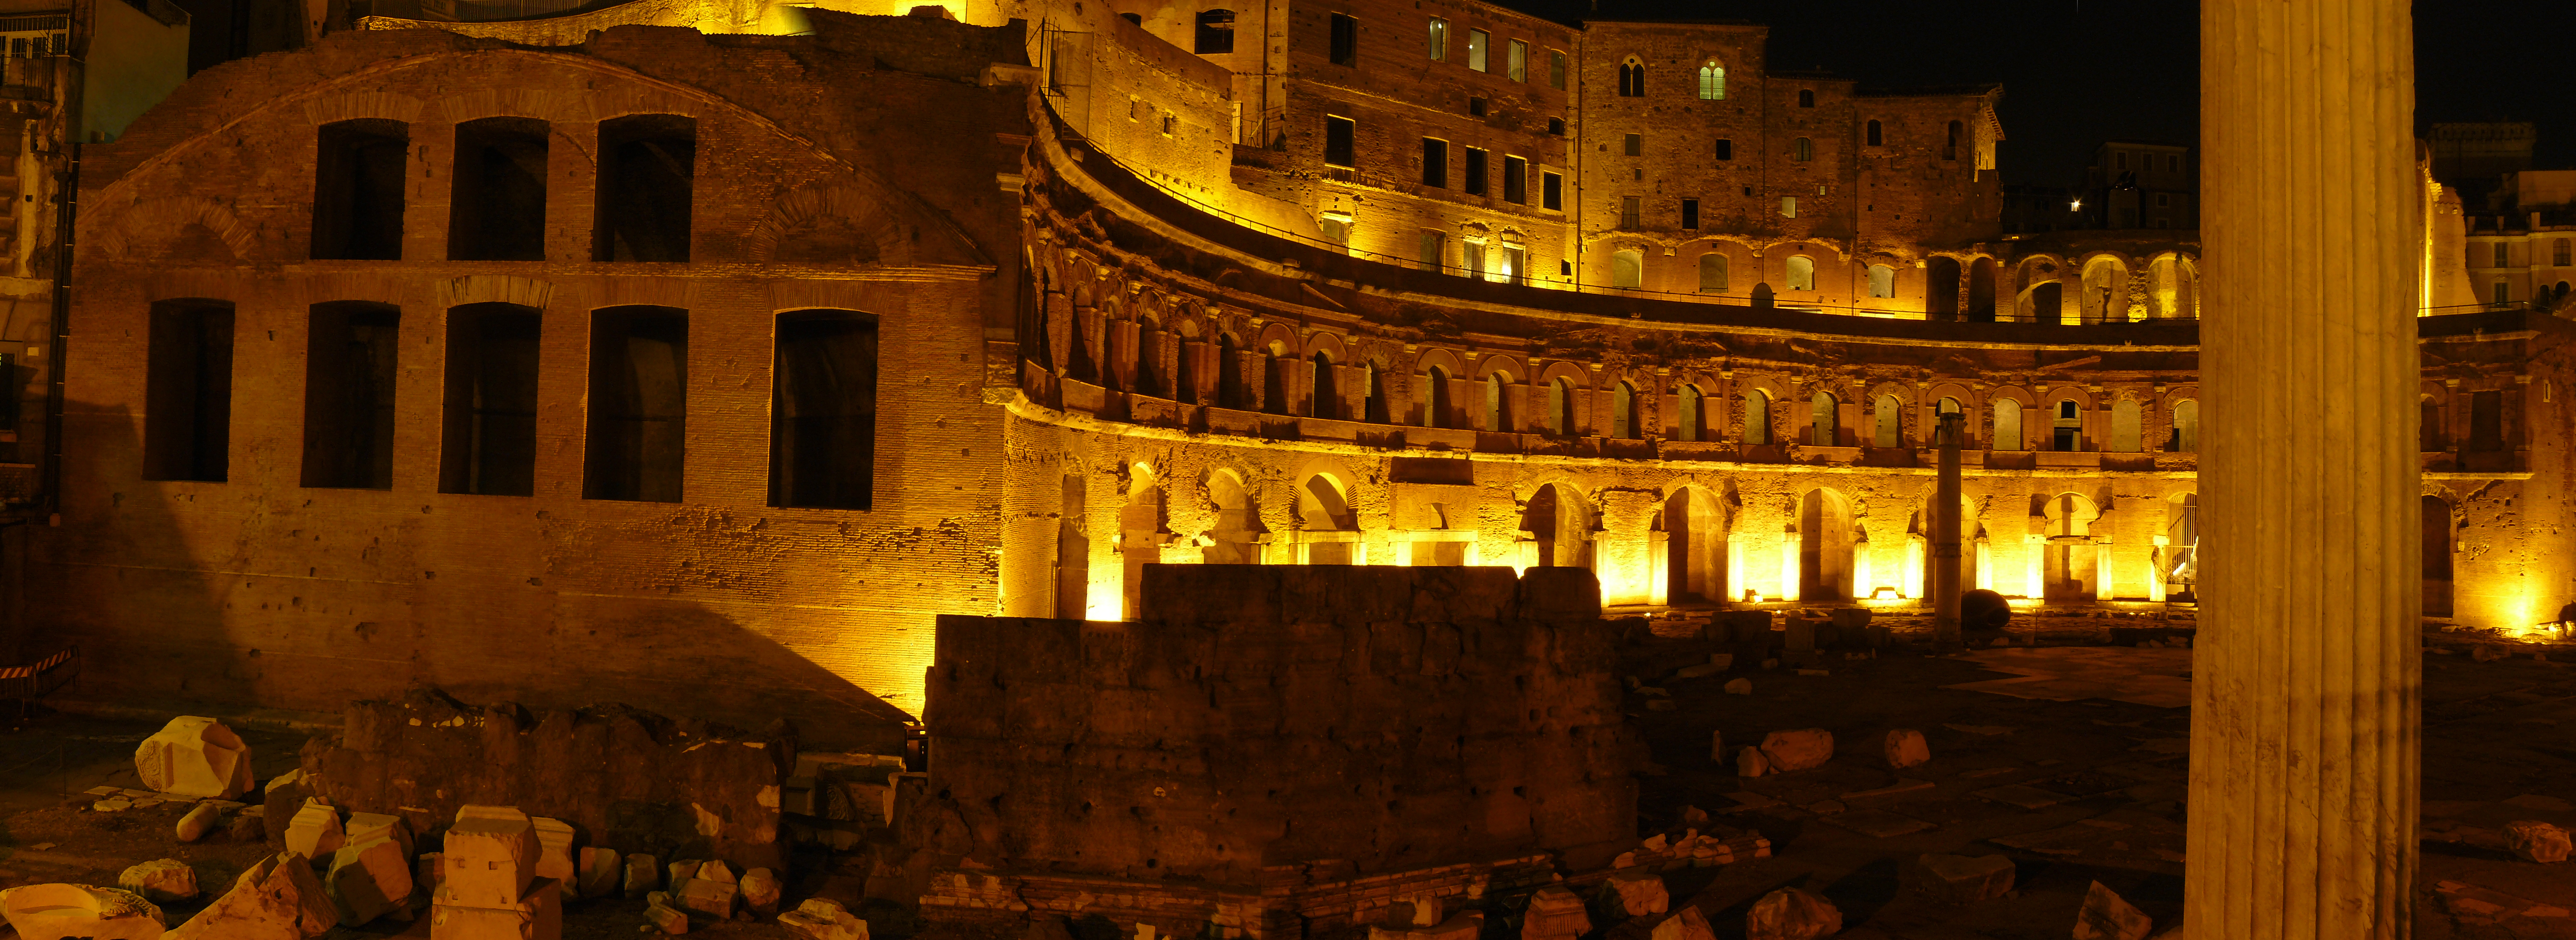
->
2190;1;2421;937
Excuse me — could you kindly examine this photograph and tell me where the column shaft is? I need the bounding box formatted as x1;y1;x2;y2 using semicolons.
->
2191;1;2422;937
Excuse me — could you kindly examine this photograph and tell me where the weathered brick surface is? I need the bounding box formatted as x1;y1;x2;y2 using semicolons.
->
924;565;1637;886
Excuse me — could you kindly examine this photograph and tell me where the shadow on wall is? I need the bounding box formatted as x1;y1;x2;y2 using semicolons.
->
34;401;911;753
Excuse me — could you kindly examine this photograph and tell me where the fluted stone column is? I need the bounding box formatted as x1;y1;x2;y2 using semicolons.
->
2190;1;2421;937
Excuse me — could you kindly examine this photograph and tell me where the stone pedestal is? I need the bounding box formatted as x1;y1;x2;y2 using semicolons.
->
2189;0;2421;936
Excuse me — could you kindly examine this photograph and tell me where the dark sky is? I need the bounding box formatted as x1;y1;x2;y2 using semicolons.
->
1503;0;2576;188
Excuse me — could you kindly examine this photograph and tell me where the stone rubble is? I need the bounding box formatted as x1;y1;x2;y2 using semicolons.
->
738;867;782;914
1884;728;1931;769
2072;881;2153;940
643;891;688;935
1646;906;1714;940
284;800;346;860
623;853;663;898
1517;886;1589;940
2505;820;2572;863
1743;888;1841;940
0;883;167;940
133;716;255;800
176;803;221;842
777;898;867;940
431;806;563;940
577;847;623;899
1758;729;1835;773
162;853;337;940
327;833;416;926
116;859;199;903
1737;746;1771;778
1605;870;1669;916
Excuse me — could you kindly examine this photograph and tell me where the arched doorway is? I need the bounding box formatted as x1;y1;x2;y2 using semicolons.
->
2424;495;2454;617
1914;497;1983;598
1523;483;1594;569
1118;464;1167;619
1296;474;1358;564
1926;257;1961;319
1796;488;1857;601
2079;257;2129;323
2040;492;2100;602
1203;470;1265;564
2025;281;2065;325
1752;283;1775;307
1662;487;1728;604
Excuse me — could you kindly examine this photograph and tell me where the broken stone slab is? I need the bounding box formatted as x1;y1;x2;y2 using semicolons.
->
643;892;689;935
95;797;132;812
1723;678;1753;695
2072;881;2153;940
284;801;345;860
1604;870;1668;916
1916;854;2014;905
442;806;539;910
1670;662;1726;680
1743;888;1840;940
118;859;200;903
2506;821;2573;863
429;876;563;940
576;847;621;899
675;872;737;919
134;716;255;800
347;812;415;859
667;860;701;890
164;853;336;940
177;803;222;842
1518;886;1588;940
1884;728;1930;769
1757;729;1834;773
530;817;577;901
623;853;662;898
1646;907;1713;940
1736;746;1770;778
739;868;781;915
2434;879;2575;925
327;835;415;926
0;884;166;940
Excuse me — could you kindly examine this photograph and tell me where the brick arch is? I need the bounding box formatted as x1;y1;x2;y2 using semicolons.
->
436;275;558;310
1535;360;1590;391
1413;347;1468;378
1986;384;2037;407
1299;331;1350;362
1472;353;1526;383
745;185;913;266
1923;381;1977;409
1252;321;1300;357
1732;373;1789;401
302;91;424;127
2040;386;2097;410
2154;385;2200;411
426;87;600;125
1861;381;1916;406
94;197;256;262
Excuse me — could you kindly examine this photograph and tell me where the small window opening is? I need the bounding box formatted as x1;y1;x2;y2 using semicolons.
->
1464;147;1487;195
1468;96;1486;116
1611;381;1635;439
143;299;236;482
1677;384;1704;441
1420;137;1446;187
1506;39;1526;82
1309;352;1338;419
439;303;543;495
1466;28;1487;71
448;117;550;262
1680;198;1698;230
1786;254;1814;291
1617;58;1643;97
1426;17;1446;60
1547;117;1564;135
1810;390;1837;445
1503;155;1527;203
310;119;408;260
1424;365;1452;427
301;301;399;489
1547;49;1565;89
1541;170;1562;210
1328;13;1358;66
1715;138;1731;161
772;310;880;510
585;306;689;502
1797;89;1814;107
1944;120;1962;161
1324;115;1355;167
1486;373;1510;430
1793;137;1812;161
1698;253;1726;292
1697;62;1723;99
1743;388;1770;445
1194;9;1235;54
1547;377;1575;436
593;114;695;263
1866;119;1881;146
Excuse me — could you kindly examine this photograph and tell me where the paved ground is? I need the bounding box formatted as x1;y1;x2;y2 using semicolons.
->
0;639;2568;940
1622;640;2576;939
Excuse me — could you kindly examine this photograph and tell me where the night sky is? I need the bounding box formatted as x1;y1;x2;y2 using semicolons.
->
1500;0;2576;188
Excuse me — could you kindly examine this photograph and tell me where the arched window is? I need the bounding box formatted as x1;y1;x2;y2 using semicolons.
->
1698;252;1728;293
1786;255;1815;291
1423;364;1451;428
1363;360;1389;424
312;119;408;260
2421;392;2444;451
1867;264;1895;298
1618;57;1644;97
1944;120;1962;161
2171;399;2199;452
1936;396;1963;444
1792;137;1813;161
1612;249;1643;289
2557;238;2571;267
2051;398;2083;451
449;117;550;262
1216;334;1243;408
1743;388;1770;445
1678;384;1704;441
1547;377;1576;436
1486;373;1511;430
1612;381;1636;439
1193;9;1235;54
1872;394;1901;448
1993;399;2023;451
1697;61;1724;99
1810;390;1838;446
1796;89;1814;107
1309;351;1337;419
595;115;695;263
1865;119;1881;147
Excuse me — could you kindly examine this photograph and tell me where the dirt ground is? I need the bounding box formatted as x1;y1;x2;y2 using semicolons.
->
0;639;2569;940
